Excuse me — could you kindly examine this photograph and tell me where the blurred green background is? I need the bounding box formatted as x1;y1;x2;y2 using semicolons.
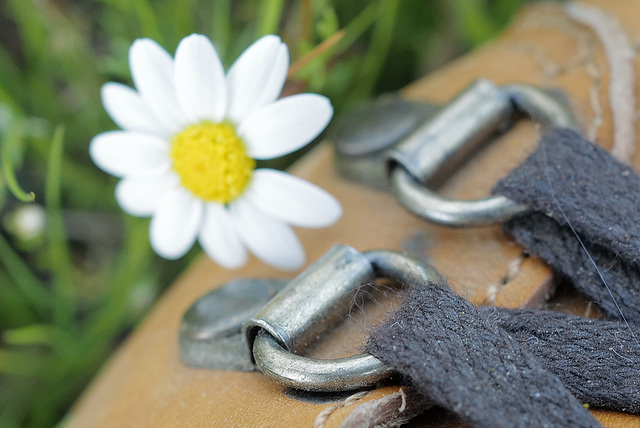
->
0;0;525;426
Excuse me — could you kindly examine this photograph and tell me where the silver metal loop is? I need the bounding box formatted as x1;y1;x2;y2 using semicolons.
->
504;83;579;129
251;249;441;391
243;245;375;357
389;79;580;227
390;167;530;227
252;331;392;391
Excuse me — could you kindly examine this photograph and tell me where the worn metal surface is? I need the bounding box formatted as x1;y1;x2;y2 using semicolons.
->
388;79;514;185
331;94;439;190
251;247;441;392
332;80;579;227
505;84;579;129
179;278;287;371
243;245;375;356
388;80;580;227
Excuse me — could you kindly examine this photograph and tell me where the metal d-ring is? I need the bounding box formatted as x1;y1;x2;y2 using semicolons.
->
388;79;580;227
244;246;440;392
252;333;390;391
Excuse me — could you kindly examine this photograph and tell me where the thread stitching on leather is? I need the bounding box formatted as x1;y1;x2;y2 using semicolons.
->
337;387;429;428
313;391;369;428
503;4;612;143
565;2;636;162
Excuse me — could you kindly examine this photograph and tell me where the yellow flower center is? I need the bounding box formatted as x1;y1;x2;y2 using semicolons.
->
170;122;255;204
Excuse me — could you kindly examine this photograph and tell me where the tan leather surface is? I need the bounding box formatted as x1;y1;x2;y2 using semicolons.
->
67;1;640;427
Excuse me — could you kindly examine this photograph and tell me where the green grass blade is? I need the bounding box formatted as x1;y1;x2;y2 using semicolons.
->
352;0;400;98
132;0;162;41
335;2;379;54
0;383;31;428
212;0;231;60
0;46;25;111
6;0;48;64
257;0;285;37
288;3;378;85
168;0;197;45
45;126;75;326
0;270;39;325
452;0;500;46
0;230;49;314
87;217;153;339
1;118;35;203
3;324;60;348
0;349;48;376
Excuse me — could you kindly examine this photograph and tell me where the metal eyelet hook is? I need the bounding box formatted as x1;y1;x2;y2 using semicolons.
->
242;245;441;392
387;79;580;227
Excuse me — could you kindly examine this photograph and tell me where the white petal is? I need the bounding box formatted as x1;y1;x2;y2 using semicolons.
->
226;35;289;123
199;203;247;269
252;43;289;112
230;198;304;271
101;82;170;136
238;94;333;160
89;131;170;177
129;38;185;133
174;34;227;123
245;169;341;228
150;187;203;259
115;173;179;217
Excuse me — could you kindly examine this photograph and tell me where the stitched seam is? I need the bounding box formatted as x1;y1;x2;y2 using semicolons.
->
313;391;369;428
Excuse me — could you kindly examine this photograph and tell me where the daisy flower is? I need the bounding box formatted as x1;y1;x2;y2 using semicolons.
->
90;34;341;270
